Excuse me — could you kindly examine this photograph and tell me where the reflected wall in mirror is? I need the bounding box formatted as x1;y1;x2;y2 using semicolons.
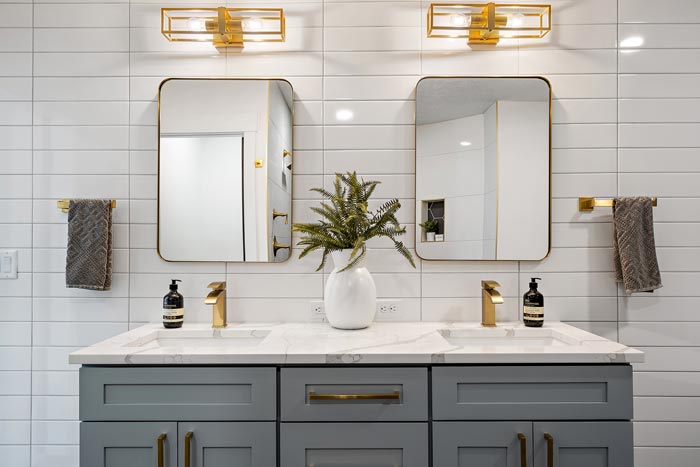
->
415;77;551;261
158;78;293;262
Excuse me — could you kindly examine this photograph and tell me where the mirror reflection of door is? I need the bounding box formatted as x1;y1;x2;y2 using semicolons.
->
415;77;551;261
158;79;293;262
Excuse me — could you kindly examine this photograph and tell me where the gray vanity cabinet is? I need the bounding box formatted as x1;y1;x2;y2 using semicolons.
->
178;422;276;467
433;422;533;467
81;422;177;467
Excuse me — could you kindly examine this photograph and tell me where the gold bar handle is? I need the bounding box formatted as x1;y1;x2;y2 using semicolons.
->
157;433;166;467
308;391;401;401
578;196;657;212
517;433;527;467
544;433;554;467
184;431;193;467
57;199;116;213
272;236;291;257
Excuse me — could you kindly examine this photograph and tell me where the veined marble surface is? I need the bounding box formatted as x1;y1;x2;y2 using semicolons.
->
70;321;643;365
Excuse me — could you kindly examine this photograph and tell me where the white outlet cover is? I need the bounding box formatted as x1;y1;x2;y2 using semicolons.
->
0;250;18;279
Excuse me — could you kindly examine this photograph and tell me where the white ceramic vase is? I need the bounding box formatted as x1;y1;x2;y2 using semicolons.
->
324;249;377;329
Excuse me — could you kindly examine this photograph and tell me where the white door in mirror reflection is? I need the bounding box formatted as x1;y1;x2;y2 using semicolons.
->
415;77;551;261
160;135;245;261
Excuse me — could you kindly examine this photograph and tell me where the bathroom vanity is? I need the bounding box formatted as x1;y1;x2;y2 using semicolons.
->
71;322;642;467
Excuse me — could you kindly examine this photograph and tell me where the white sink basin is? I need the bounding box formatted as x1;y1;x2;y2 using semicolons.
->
123;329;271;351
438;327;580;348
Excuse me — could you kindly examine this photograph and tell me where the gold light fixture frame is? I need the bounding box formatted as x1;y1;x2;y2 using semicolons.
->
427;2;551;45
161;7;285;49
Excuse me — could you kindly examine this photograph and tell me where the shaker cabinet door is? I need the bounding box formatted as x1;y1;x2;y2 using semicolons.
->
177;422;276;467
281;422;429;467
533;422;633;467
433;421;533;467
80;422;177;467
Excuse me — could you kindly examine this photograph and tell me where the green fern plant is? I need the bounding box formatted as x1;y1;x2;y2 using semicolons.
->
293;172;416;272
419;219;440;233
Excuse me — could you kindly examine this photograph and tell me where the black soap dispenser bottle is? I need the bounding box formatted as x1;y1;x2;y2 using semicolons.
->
523;277;544;327
163;279;184;329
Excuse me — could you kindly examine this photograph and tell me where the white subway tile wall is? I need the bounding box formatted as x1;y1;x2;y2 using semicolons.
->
0;0;697;465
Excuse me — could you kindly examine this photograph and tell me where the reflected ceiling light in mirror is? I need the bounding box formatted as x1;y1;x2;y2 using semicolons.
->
427;3;551;45
335;109;354;122
619;36;644;48
161;7;285;50
460;141;472;147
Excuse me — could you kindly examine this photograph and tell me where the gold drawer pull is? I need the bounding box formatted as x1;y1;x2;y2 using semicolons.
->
184;431;193;467
517;433;527;467
308;391;401;401
544;433;554;467
157;433;166;467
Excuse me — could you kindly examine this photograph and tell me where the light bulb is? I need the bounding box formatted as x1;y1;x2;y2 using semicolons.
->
186;17;205;32
508;13;525;28
243;18;263;31
450;14;471;27
620;36;644;48
460;141;472;147
335;109;354;122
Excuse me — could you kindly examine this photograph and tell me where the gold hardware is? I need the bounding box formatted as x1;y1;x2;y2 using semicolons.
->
283;150;293;170
57;199;116;213
272;236;291;257
578;196;658;212
481;280;503;327
427;3;551;45
517;433;527;467
255;159;264;168
544;433;554;467
184;431;193;467
161;7;285;50
205;282;227;328
308;391;401;401
157;433;166;467
272;210;289;224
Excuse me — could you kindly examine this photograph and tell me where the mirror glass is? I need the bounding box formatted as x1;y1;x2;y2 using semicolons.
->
158;78;293;262
415;77;551;261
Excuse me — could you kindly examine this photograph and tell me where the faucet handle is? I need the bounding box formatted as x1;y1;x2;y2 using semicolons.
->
207;281;226;291
481;280;501;290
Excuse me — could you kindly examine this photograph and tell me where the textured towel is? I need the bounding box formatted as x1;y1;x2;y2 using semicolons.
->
65;199;113;291
613;197;662;294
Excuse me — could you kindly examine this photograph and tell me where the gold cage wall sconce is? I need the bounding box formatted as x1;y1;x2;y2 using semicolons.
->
427;2;551;45
161;7;285;50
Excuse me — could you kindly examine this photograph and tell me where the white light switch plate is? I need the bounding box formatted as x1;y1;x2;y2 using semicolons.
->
0;250;18;279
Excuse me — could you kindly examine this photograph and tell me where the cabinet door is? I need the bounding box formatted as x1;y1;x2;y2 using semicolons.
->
81;422;177;467
177;422;276;467
434;421;533;467
281;422;428;467
533;422;633;467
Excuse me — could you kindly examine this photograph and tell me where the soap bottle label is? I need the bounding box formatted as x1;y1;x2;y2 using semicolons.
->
523;305;544;322
163;305;184;323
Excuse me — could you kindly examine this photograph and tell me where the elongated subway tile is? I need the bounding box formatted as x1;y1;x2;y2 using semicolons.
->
547;74;617;99
619;123;700;148
325;52;420;76
325;27;420;51
33;77;129;101
553;124;617;149
519;50;616;74
0;4;31;27
520;24;617;50
0;29;32;53
324;2;420;27
33;174;128;199
0;53;31;77
553;173;616;198
552;149;617;173
620;50;700;74
325;126;414;150
553;99;616;124
324;76;417;100
33;102;129;126
421;50;517;75
324;150;415;174
619;74;700;98
34;4;128;27
34;53;129;77
33;151;129;175
34;28;129;53
619;0;700;23
620;173;700;197
324;101;414;125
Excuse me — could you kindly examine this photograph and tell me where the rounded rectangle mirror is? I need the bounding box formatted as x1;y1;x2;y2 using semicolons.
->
158;78;293;262
415;76;551;261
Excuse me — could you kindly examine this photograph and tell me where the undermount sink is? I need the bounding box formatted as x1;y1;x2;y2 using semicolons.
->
123;329;271;351
438;327;580;348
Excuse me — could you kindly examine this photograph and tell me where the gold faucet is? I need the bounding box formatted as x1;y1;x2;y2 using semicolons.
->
481;280;504;327
205;282;227;328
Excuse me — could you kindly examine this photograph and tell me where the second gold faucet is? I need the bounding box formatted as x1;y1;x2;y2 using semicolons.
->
481;280;503;327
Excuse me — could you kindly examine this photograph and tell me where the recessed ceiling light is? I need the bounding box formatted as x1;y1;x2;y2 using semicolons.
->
335;109;354;122
460;141;472;147
620;36;644;48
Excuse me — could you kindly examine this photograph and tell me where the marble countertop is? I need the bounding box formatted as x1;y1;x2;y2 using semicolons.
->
70;321;643;365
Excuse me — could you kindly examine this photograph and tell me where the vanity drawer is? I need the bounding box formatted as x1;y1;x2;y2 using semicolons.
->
280;367;428;421
432;365;632;421
80;367;276;421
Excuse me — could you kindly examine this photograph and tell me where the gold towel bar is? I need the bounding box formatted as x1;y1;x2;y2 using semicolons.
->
57;199;117;213
578;197;657;212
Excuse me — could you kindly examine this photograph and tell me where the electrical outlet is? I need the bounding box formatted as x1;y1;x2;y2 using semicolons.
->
377;300;399;314
309;300;326;322
0;250;17;279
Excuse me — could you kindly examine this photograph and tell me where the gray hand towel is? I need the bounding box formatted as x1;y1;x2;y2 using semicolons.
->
65;199;113;291
613;197;662;294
